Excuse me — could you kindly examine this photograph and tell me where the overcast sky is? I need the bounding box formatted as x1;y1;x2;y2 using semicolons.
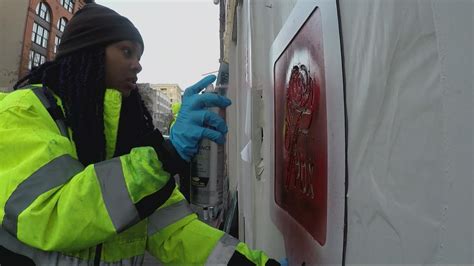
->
95;0;220;90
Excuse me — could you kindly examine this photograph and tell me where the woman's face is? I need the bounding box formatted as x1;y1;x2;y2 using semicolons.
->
105;40;143;97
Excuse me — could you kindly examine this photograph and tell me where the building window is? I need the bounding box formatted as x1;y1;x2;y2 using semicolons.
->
61;0;75;13
57;17;67;32
32;23;49;48
36;2;51;22
54;36;61;54
29;50;46;70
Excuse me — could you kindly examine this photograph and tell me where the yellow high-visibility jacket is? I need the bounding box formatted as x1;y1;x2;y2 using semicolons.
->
0;85;277;265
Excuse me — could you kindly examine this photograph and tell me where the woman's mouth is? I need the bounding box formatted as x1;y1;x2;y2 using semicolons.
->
125;78;138;90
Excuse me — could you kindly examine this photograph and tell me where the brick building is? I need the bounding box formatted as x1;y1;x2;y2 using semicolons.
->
0;0;87;90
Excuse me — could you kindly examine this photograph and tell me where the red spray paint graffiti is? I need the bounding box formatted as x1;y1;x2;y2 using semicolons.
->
274;8;327;245
284;64;319;199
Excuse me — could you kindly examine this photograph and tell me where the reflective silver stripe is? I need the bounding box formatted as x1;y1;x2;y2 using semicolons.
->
147;200;194;236
31;87;69;138
56;118;69;138
31;86;51;109
205;233;240;266
98;255;144;266
0;227;144;265
0;227;86;265
94;157;140;233
2;155;84;236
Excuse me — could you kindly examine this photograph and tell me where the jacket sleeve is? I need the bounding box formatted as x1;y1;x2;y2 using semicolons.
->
138;129;189;178
0;94;174;252
145;189;279;266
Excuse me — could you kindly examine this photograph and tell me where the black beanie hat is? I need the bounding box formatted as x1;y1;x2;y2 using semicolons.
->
56;3;144;59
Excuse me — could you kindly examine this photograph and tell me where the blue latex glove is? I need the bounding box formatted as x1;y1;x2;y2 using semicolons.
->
170;75;232;161
279;258;289;266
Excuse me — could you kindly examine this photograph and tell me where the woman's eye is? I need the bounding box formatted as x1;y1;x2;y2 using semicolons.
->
123;48;131;57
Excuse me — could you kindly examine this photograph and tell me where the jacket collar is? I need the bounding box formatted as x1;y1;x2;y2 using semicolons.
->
103;89;122;159
31;85;123;160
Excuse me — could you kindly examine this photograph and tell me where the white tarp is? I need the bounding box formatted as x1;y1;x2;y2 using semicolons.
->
340;0;473;263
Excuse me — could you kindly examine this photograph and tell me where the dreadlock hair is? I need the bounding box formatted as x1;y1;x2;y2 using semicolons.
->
113;89;156;157
14;47;107;166
14;47;157;166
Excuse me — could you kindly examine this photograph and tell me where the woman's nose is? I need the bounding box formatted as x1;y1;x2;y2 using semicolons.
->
132;60;142;73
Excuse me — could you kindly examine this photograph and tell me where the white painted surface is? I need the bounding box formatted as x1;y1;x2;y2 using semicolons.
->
227;0;297;257
227;0;473;263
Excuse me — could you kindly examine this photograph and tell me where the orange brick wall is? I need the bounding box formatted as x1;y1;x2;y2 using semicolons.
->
18;0;86;79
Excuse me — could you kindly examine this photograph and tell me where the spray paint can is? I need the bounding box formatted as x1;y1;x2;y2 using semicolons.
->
190;63;229;226
190;84;225;225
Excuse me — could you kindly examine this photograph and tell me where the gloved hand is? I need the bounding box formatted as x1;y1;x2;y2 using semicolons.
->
279;258;289;266
170;75;232;161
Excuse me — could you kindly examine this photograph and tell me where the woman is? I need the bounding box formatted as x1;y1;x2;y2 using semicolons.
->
0;3;278;265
